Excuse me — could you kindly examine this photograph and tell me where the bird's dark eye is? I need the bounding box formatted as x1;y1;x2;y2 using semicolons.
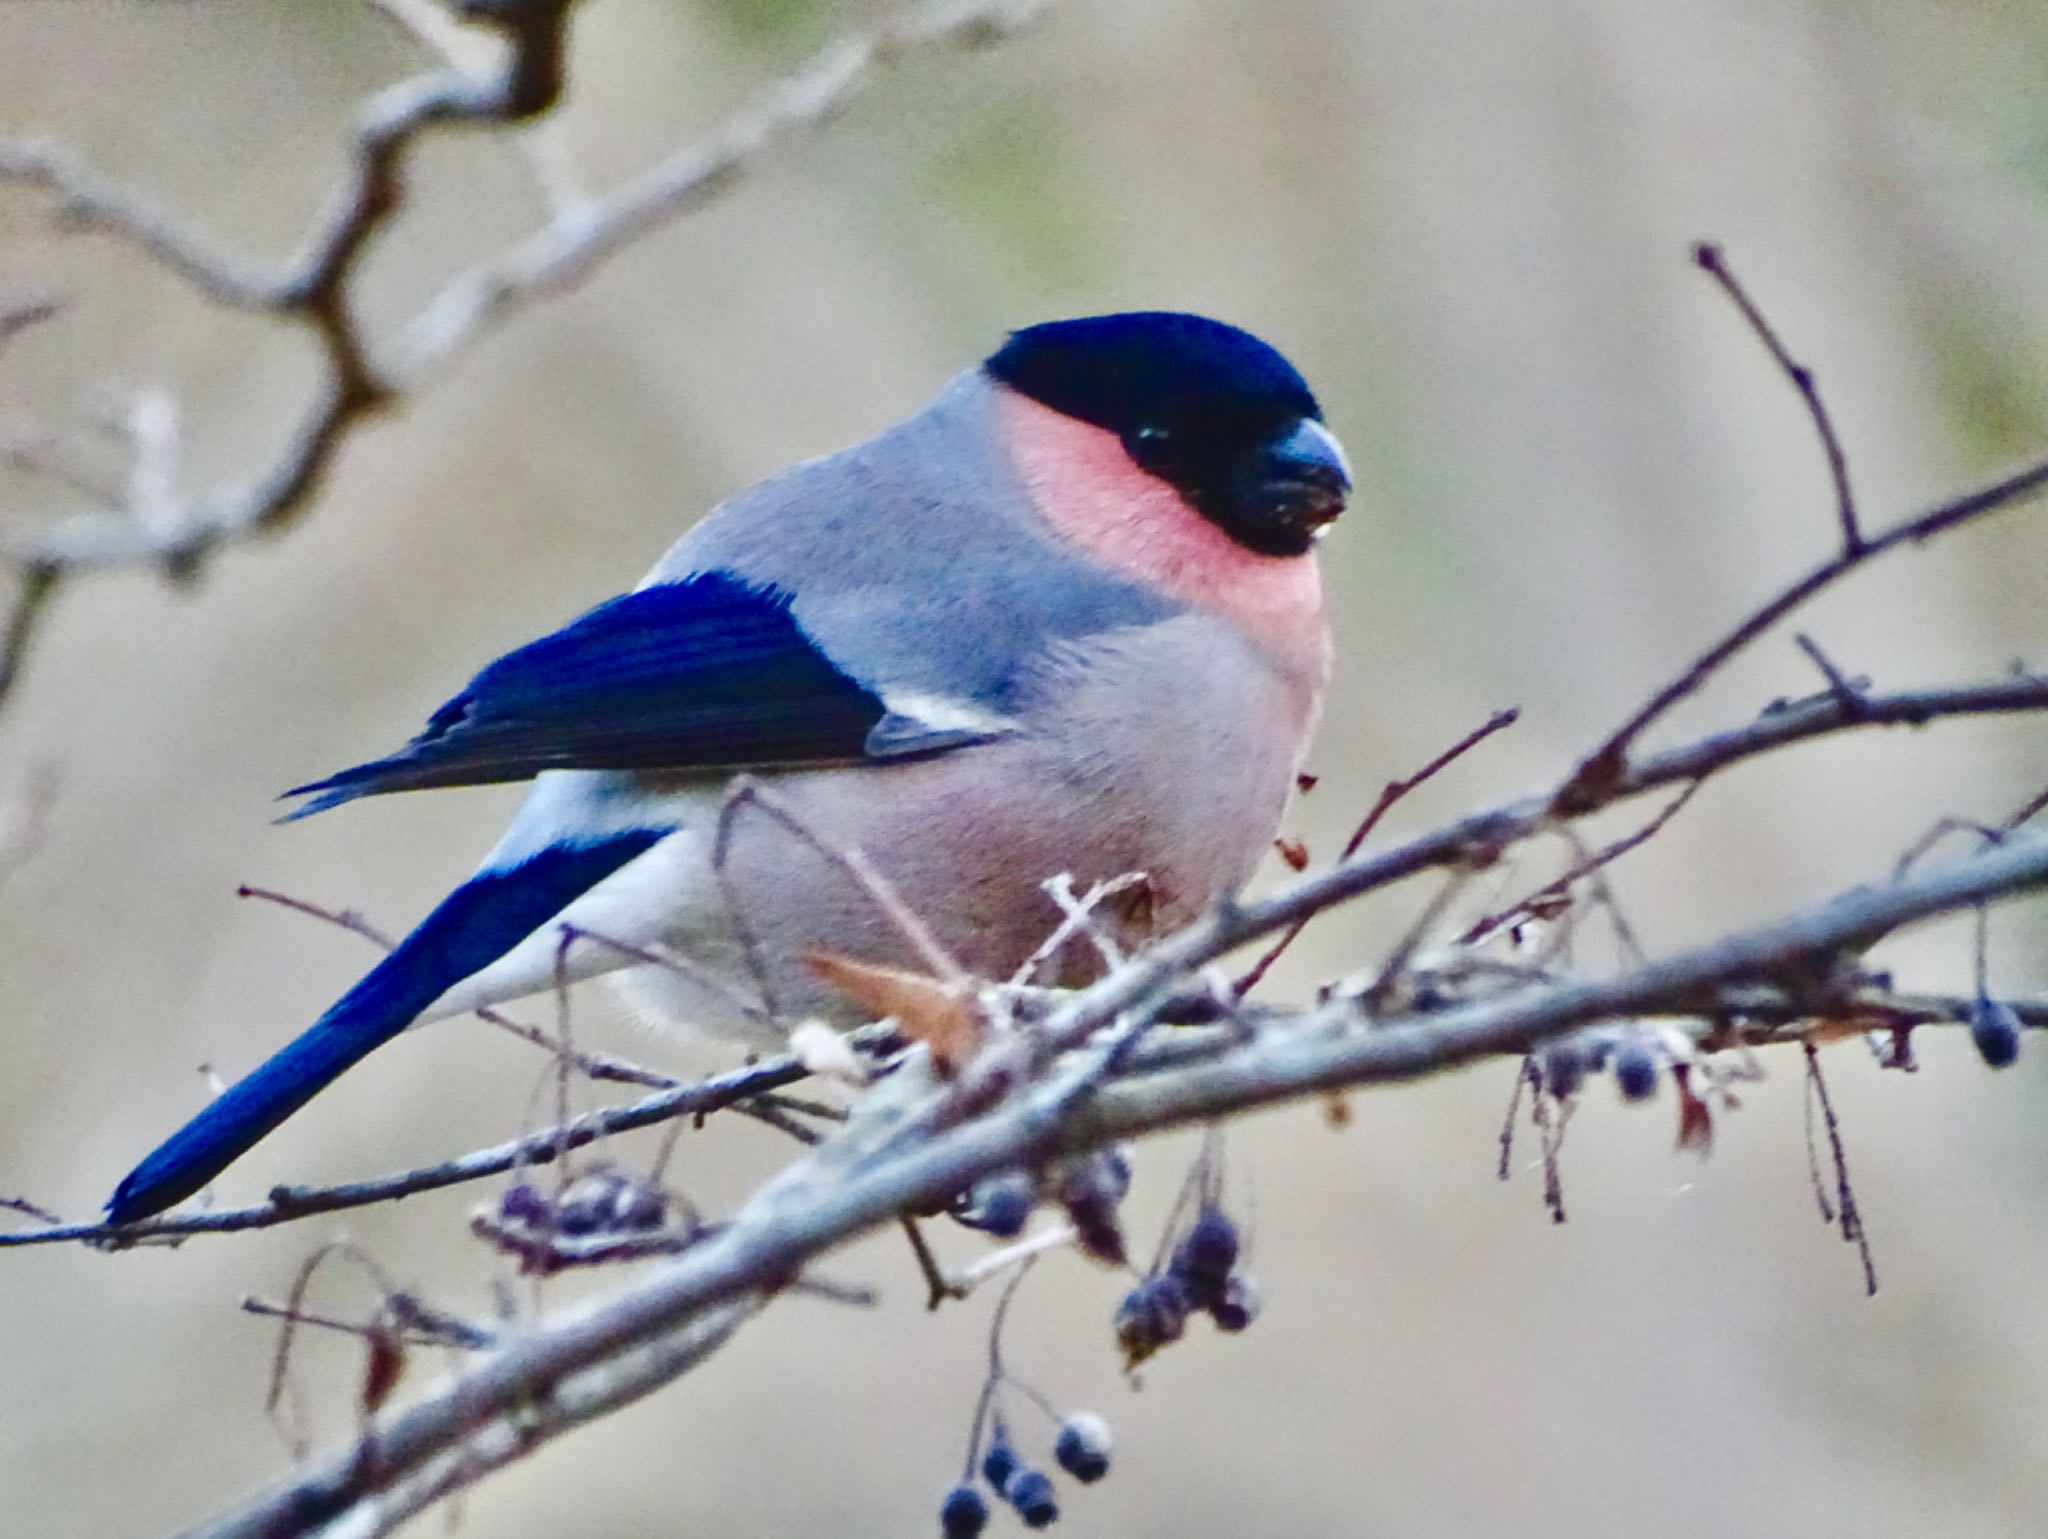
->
1126;424;1178;473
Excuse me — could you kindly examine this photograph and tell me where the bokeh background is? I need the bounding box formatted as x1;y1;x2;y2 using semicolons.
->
4;2;2048;1535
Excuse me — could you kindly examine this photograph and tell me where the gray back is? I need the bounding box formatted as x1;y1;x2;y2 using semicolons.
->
648;372;1179;710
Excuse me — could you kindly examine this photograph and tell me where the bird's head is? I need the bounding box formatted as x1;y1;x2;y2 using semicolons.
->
986;311;1350;559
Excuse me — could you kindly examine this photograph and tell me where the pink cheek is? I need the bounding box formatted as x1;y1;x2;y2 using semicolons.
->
995;389;1326;655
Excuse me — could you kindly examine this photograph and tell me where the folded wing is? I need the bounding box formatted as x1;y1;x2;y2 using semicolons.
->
283;572;985;818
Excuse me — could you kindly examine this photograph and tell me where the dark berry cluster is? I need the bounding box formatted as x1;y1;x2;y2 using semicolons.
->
953;1147;1134;1265
1117;1202;1259;1369
942;1411;1114;1535
936;1255;1127;1535
1534;1028;1664;1104
472;1166;690;1273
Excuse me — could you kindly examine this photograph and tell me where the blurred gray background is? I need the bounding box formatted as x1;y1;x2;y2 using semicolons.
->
4;2;2048;1535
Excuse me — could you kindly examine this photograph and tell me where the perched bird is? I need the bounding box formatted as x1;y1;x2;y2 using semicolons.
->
106;311;1350;1224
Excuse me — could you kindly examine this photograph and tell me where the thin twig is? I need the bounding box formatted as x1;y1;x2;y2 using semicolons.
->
0;1193;63;1225
1461;779;1704;946
1558;457;2048;809
0;0;1056;717
1694;241;1861;551
900;1215;964;1310
162;838;2048;1539
1792;632;1869;716
236;883;677;1087
1236;706;1519;995
2007;778;2048;831
0;1034;893;1248
716;774;966;986
1802;1042;1878;1296
951;1223;1079;1292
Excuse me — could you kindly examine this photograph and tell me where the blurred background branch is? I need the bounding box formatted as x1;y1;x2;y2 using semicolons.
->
0;0;1049;712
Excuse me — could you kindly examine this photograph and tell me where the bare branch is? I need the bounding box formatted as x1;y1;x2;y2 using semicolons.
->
1459;778;1703;947
4;655;2040;1254
1694;241;1861;551
1221;671;2048;991
0;139;278;307
1558;448;2048;810
160;835;2048;1539
0;0;1055;715
1235;705;1519;994
0;1036;890;1249
387;0;1054;386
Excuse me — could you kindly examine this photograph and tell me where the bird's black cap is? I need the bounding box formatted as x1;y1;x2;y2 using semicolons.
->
987;311;1322;439
986;311;1346;557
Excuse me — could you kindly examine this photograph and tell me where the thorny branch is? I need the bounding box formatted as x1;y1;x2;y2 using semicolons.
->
0;0;1054;711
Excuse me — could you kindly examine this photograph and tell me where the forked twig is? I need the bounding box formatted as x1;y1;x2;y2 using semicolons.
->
1235;706;1518;995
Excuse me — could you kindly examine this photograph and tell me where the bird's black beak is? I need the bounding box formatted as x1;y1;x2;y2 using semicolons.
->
1251;418;1351;540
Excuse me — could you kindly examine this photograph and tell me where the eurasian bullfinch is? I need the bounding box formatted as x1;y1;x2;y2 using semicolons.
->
106;311;1351;1224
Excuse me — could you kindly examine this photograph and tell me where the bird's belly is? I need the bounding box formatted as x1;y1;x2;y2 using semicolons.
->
615;677;1308;1040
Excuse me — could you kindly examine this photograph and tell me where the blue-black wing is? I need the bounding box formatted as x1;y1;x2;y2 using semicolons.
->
282;572;942;818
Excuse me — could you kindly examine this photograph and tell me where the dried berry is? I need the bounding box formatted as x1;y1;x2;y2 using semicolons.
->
1970;997;2022;1069
1612;1040;1661;1102
958;1171;1036;1238
1005;1468;1059;1529
1114;1274;1190;1366
940;1485;990;1539
554;1198;603;1236
613;1182;668;1232
1209;1272;1262;1333
1053;1413;1112;1483
981;1430;1019;1494
1058;1159;1129;1267
542;1169;671;1236
1168;1206;1240;1306
496;1181;548;1226
1539;1040;1588;1099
